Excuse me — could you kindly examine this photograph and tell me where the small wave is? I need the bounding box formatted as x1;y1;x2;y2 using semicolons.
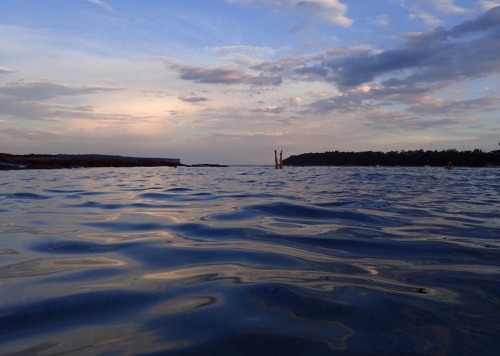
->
0;290;159;342
139;191;217;202
4;192;51;200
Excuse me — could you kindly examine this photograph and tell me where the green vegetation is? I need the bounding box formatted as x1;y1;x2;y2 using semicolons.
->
283;149;500;167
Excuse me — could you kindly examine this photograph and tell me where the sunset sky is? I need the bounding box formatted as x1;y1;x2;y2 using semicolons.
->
1;0;499;164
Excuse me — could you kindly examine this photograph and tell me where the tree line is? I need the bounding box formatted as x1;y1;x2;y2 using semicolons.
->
283;149;500;167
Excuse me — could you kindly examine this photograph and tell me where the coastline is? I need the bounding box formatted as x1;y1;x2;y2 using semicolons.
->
0;153;185;170
0;153;229;170
283;149;500;167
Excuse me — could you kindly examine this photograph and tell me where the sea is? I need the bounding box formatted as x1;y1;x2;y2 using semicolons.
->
0;166;499;355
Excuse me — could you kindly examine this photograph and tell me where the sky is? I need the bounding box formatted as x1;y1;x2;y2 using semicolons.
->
1;0;499;164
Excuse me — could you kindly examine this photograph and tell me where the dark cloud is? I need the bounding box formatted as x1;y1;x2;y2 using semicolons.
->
247;74;283;86
252;6;500;97
177;66;245;84
321;6;500;90
450;5;500;35
364;84;435;104
251;56;306;74
295;65;329;79
178;96;209;103
306;93;363;114
169;7;499;127
0;81;121;101
172;64;282;86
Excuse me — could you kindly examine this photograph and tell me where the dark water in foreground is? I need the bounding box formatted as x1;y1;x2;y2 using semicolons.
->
0;166;499;355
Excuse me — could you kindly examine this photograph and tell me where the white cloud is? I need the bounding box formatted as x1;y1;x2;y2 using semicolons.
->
206;45;277;66
477;1;500;12
0;66;16;74
432;0;467;13
88;0;113;11
250;105;285;114
404;0;467;26
295;0;353;26
227;0;353;26
371;15;391;28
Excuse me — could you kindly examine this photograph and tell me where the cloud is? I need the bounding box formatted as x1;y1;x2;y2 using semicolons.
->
450;4;500;34
0;93;116;122
206;46;276;65
0;127;61;141
294;6;500;92
0;66;16;74
295;65;330;80
171;64;282;86
251;56;305;74
478;1;500;12
88;0;113;11
289;23;312;34
366;115;478;130
250;105;285;114
407;97;500;115
0;95;54;120
306;93;362;114
209;130;288;140
405;0;467;26
0;80;121;101
227;0;353;26
370;15;391;28
295;0;352;26
178;95;209;103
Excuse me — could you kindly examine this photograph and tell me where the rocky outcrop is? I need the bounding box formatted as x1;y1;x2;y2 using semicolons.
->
0;153;182;170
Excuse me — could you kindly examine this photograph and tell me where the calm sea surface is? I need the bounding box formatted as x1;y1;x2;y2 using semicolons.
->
0;166;499;355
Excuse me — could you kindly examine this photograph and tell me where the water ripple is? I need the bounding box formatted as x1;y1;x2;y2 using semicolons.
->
0;166;499;354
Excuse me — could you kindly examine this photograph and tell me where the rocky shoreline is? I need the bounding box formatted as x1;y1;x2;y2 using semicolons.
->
0;153;227;170
283;149;500;167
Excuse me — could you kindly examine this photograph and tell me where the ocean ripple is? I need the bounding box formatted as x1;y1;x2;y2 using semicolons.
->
0;166;499;354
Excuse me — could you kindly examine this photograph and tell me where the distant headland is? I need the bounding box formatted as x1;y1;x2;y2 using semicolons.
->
283;149;500;167
0;153;228;170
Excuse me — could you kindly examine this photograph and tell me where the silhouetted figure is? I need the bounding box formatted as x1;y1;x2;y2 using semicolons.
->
274;150;284;169
445;161;454;170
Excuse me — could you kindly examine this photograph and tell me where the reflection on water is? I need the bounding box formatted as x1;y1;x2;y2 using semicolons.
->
0;166;499;354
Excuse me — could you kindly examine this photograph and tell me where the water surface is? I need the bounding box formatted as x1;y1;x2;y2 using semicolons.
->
1;166;499;354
